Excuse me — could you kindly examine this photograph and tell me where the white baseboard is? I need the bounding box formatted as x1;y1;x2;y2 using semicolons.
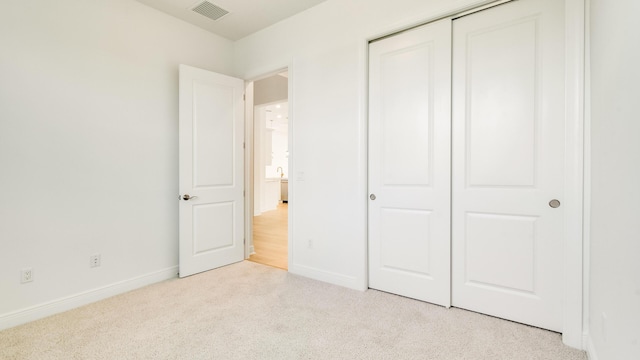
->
585;334;599;360
0;266;178;331
289;263;364;291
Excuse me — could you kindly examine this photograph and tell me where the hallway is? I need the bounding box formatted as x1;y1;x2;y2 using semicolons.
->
249;203;288;270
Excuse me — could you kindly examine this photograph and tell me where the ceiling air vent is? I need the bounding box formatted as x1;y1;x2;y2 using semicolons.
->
191;1;229;21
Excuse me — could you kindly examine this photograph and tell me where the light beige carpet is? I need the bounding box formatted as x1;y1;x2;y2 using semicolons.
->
0;261;586;360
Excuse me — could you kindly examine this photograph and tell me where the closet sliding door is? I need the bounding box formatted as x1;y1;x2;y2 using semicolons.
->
368;0;566;332
368;19;452;307
451;0;566;332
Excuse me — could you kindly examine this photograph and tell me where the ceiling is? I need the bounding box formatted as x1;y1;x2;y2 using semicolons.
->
136;0;328;41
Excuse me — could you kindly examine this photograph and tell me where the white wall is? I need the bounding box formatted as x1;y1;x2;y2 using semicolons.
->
0;0;234;328
588;0;640;358
234;0;493;289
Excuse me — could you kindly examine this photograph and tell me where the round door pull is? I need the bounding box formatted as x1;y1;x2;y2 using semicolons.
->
370;194;376;200
549;199;561;208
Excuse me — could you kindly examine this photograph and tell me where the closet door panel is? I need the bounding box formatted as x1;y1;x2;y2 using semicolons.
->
368;18;452;306
451;0;566;332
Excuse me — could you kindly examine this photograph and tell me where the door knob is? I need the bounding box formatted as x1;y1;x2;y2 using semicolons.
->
182;194;198;201
549;199;560;208
370;194;376;200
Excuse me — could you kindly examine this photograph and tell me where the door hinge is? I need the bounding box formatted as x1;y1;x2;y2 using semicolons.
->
243;142;245;149
243;190;245;197
243;94;246;101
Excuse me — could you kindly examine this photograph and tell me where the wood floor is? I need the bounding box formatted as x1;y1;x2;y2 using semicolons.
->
249;203;288;270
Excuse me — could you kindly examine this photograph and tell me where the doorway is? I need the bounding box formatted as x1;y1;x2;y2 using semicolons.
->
248;71;289;270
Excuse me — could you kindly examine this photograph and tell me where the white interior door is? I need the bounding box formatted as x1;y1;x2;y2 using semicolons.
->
368;19;452;306
451;0;565;331
179;64;245;278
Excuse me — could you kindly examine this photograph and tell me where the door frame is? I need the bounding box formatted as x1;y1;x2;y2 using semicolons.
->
244;65;293;272
361;0;586;349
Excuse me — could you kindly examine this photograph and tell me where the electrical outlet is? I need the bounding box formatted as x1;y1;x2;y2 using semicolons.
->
20;268;33;284
90;254;101;268
307;239;313;249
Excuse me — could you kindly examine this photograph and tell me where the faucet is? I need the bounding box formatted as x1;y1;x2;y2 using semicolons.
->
277;167;284;178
